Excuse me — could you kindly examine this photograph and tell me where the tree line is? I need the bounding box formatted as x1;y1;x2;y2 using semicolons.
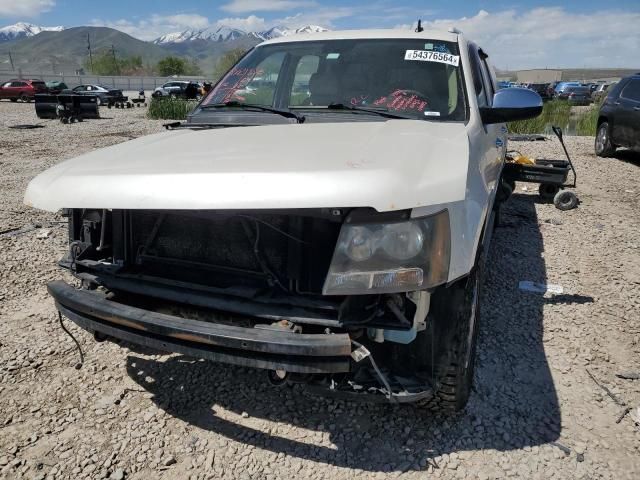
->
84;48;246;79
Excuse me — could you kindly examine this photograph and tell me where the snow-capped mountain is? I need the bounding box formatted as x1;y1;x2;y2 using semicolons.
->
154;25;328;45
0;22;64;42
154;26;250;44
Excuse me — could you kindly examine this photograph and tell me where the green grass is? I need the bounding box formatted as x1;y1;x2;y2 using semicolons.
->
508;99;602;137
147;98;198;120
508;100;572;135
575;99;603;136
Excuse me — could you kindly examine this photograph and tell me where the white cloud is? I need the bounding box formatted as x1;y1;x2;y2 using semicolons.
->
0;0;55;17
158;14;210;30
221;0;316;14
274;6;357;29
91;14;211;41
214;15;267;32
418;8;640;69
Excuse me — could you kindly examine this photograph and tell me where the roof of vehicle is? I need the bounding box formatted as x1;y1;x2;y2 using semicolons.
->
260;28;460;46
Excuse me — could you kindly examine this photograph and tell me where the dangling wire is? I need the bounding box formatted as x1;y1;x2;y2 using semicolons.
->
58;311;84;369
351;339;396;402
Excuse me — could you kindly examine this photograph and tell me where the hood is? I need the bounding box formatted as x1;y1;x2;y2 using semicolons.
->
24;121;470;212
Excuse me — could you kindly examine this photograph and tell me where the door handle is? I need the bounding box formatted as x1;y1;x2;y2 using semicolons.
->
634;106;640;111
613;101;621;105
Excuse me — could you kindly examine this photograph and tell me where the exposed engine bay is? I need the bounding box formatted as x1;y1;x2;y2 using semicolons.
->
54;208;453;401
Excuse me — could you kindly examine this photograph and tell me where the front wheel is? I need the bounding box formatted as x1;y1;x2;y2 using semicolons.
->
95;96;102;106
20;94;30;102
418;263;482;412
595;122;616;157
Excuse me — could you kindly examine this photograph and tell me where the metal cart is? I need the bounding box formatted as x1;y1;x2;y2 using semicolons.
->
502;126;579;210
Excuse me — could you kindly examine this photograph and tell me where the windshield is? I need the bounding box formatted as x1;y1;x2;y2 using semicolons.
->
200;38;466;122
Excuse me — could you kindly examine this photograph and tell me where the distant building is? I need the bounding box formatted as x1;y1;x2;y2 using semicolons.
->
516;69;563;83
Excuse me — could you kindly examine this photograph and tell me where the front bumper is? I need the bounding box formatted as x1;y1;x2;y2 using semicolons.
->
48;280;352;374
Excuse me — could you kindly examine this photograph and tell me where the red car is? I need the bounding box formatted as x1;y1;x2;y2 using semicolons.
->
0;79;47;102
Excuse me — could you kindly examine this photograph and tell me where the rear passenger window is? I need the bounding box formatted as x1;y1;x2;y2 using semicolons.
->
621;79;640;102
468;46;489;107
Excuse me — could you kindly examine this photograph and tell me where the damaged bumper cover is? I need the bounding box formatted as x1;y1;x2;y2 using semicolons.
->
48;280;352;374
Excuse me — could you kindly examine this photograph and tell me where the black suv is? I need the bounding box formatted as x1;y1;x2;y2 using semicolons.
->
595;73;640;156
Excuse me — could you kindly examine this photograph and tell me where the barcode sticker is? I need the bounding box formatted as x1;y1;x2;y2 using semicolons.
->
404;50;459;67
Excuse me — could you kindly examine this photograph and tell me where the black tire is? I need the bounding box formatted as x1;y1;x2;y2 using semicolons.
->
539;183;560;200
595;122;616;157
418;263;482;412
10;98;18;102
20;94;30;103
95;96;102;106
553;190;578;211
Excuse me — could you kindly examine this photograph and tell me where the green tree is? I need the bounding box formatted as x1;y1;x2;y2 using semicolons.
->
156;56;187;76
84;51;146;76
212;48;247;81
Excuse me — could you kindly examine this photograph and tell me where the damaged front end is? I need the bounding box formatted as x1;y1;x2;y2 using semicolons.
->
50;207;452;402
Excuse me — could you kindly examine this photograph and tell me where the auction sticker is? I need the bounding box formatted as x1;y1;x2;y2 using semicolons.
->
404;49;459;66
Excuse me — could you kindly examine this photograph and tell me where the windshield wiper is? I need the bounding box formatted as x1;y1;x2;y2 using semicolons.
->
326;103;414;120
201;101;305;124
164;122;254;130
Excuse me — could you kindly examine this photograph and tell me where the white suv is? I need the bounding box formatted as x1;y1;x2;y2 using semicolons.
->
26;29;542;412
152;81;189;98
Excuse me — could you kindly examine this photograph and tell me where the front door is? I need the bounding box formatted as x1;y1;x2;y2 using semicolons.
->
616;79;640;149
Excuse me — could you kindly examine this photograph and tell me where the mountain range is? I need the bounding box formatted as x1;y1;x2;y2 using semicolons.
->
0;22;64;42
152;25;327;44
0;22;327;73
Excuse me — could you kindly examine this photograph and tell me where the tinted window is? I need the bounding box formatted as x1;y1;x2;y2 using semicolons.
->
202;39;466;121
621;79;640;102
468;45;488;107
290;54;320;106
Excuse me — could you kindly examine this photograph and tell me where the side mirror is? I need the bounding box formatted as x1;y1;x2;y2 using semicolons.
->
480;88;543;124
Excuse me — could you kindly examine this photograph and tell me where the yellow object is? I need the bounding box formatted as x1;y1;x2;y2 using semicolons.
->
513;154;534;165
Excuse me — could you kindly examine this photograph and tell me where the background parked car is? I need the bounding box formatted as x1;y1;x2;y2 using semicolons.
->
559;86;592;105
592;83;613;102
45;81;68;94
0;79;47;102
595;73;640;156
554;82;582;98
152;81;189;98
152;81;202;99
526;83;552;100
71;84;125;106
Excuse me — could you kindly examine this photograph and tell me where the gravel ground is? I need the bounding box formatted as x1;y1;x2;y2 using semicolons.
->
1;100;639;480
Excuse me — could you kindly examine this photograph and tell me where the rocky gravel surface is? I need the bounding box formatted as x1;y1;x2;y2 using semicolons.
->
1;100;639;479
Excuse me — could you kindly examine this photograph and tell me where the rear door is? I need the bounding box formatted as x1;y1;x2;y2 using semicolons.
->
470;44;504;202
11;81;27;98
617;79;640;149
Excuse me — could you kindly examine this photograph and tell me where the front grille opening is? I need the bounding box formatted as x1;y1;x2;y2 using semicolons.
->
126;210;341;295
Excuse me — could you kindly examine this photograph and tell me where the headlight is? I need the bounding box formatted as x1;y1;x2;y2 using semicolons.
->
323;210;450;295
344;226;374;262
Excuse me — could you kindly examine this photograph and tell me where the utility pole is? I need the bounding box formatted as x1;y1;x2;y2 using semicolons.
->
111;44;120;75
87;33;94;72
8;51;14;71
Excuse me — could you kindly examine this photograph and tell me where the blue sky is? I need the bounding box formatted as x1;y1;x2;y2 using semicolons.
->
1;0;639;68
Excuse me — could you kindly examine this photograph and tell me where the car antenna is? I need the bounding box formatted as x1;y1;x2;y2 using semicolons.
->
415;19;424;33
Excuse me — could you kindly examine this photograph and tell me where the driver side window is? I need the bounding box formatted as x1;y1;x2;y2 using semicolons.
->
289;55;320;106
210;52;286;106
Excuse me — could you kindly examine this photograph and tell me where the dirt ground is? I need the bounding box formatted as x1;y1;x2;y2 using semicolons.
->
1;100;639;480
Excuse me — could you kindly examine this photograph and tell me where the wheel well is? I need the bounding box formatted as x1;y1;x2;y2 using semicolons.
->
597;115;607;127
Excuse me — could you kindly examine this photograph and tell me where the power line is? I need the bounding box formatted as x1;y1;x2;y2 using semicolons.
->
87;33;94;71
